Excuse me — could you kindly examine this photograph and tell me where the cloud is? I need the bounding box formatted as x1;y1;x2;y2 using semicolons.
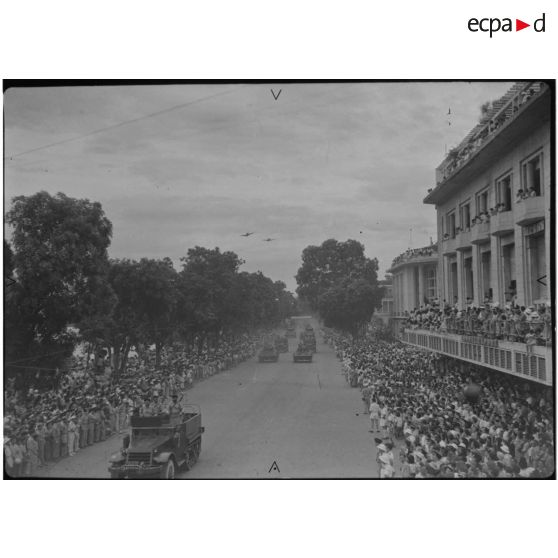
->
4;81;515;290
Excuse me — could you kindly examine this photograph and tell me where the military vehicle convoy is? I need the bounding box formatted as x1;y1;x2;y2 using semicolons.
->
293;341;313;363
108;406;204;479
300;329;316;353
258;339;280;362
274;334;289;353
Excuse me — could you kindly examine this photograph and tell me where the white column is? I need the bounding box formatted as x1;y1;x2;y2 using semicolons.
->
418;264;425;306
489;234;501;304
472;245;481;306
456;251;464;309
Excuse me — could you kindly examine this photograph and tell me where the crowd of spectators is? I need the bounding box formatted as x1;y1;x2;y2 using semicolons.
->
437;83;543;185
390;245;437;268
402;301;551;347
4;334;260;477
323;330;554;478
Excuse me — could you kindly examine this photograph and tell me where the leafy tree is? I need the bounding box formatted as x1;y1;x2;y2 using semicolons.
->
5;191;112;373
177;247;244;349
4;240;14;277
80;258;178;374
274;280;297;322
295;239;380;311
134;258;178;368
318;276;383;338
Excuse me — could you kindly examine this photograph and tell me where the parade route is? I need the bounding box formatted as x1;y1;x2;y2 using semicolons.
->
39;332;378;479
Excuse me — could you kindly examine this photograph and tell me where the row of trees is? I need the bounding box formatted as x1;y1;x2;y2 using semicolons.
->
5;192;296;378
295;238;384;338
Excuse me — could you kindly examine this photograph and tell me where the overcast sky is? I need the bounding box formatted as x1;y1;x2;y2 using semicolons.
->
4;81;513;292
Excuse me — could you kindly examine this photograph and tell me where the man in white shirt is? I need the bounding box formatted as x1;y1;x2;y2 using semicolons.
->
369;400;380;432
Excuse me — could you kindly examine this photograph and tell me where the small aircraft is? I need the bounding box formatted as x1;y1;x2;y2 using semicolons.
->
263;238;276;242
240;232;255;237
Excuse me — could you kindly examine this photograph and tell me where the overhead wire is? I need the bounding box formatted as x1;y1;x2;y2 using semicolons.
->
4;82;362;169
4;84;249;161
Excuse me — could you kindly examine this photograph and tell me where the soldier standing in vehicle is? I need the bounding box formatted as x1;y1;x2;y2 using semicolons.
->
168;394;184;415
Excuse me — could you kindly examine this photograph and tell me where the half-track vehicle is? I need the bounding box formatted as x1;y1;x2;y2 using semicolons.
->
258;340;279;362
285;318;297;337
300;331;316;353
274;334;289;353
108;405;204;479
293;341;313;363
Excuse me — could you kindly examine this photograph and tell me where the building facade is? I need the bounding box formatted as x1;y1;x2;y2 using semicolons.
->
375;276;394;326
388;244;438;334
424;81;551;310
400;81;552;387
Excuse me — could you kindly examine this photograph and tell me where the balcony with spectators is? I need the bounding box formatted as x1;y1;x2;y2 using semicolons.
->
425;82;550;206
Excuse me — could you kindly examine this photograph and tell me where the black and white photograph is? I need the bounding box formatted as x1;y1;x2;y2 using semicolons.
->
3;80;554;480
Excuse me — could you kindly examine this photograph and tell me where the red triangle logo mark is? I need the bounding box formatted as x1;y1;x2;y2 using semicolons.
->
516;19;530;31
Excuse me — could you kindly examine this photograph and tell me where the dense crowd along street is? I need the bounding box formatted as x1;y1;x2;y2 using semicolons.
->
4;82;554;480
3;335;260;477
16;321;380;479
5;317;554;479
401;301;552;345
325;329;554;478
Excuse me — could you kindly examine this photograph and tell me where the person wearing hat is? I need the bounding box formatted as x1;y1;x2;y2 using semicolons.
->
25;430;39;476
79;408;89;448
378;453;394;478
87;407;96;445
98;405;107;442
35;421;46;467
168;394;184;415
11;434;25;477
67;415;78;456
44;418;54;462
50;415;60;460
59;414;68;458
4;434;16;477
368;398;380;433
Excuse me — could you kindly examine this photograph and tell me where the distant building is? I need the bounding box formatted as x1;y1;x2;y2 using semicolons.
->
400;81;552;387
375;275;394;326
388;244;438;334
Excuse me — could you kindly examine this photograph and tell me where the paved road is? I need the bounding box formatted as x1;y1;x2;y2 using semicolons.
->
40;328;378;479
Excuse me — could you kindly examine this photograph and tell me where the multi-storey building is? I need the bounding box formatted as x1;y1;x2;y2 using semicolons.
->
425;81;551;309
375;275;394;326
388;244;438;334
400;81;552;387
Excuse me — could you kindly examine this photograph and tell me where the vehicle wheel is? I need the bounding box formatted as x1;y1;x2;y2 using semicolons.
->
183;448;192;471
192;439;201;464
160;459;175;479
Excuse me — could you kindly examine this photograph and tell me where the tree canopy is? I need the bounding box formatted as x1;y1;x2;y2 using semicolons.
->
295;238;383;336
5;192;298;378
5;192;113;368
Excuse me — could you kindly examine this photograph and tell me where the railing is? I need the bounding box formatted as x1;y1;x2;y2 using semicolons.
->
470;221;490;244
515;195;546;226
436;82;547;185
399;328;551;386
455;229;472;251
390;251;438;271
490;210;515;236
441;236;457;254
